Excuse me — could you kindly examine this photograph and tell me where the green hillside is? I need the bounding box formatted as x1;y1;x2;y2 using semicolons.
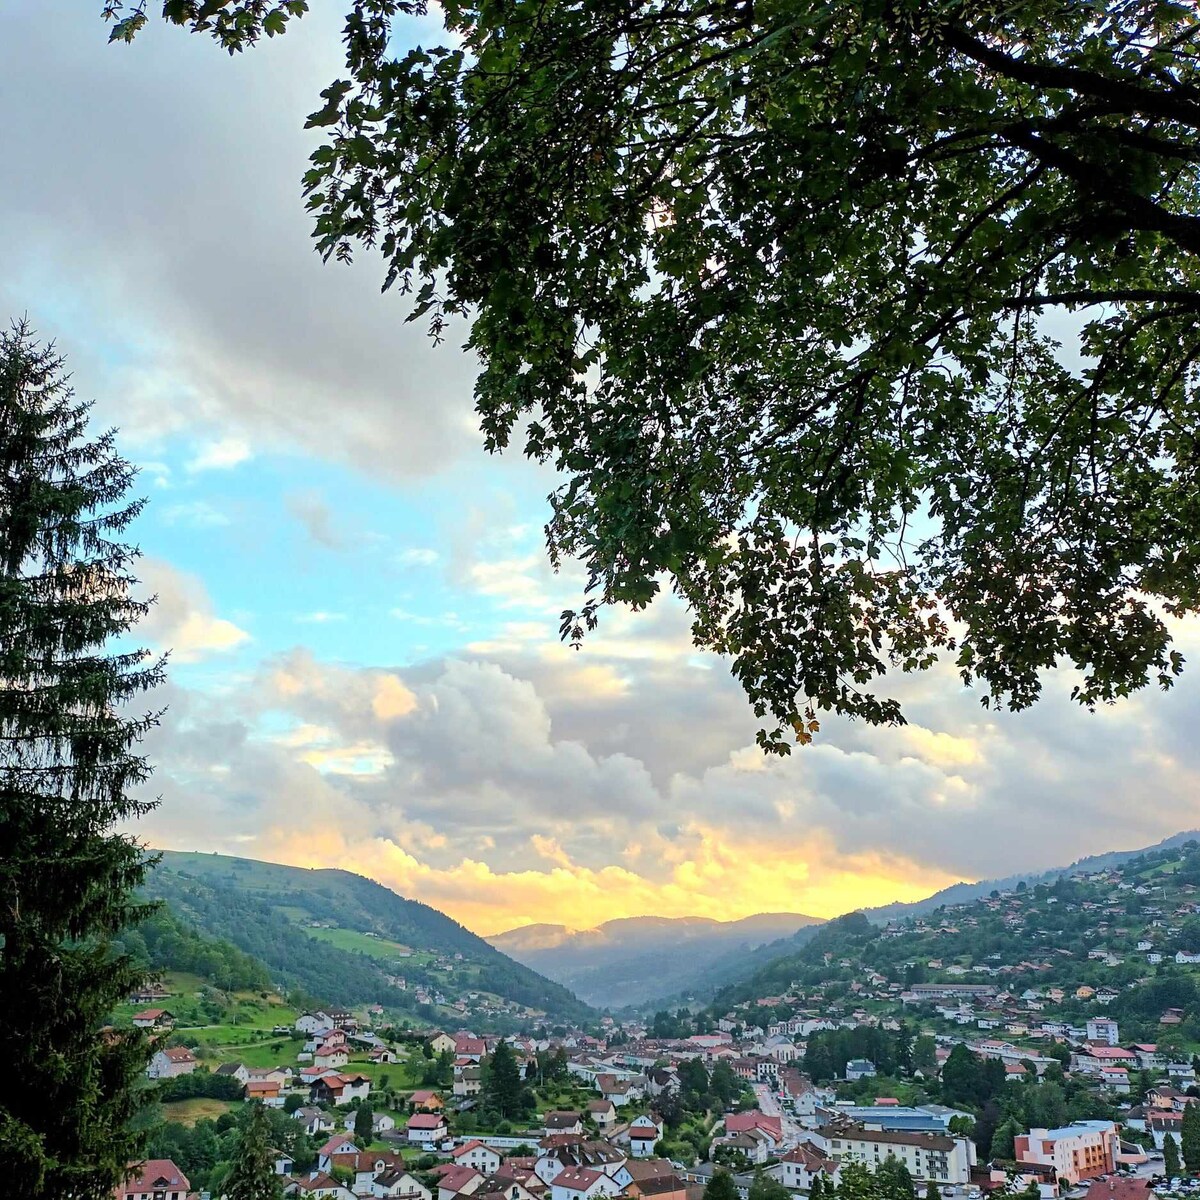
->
146;850;592;1023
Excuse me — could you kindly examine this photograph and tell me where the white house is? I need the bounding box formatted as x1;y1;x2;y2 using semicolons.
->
550;1167;623;1200
780;1144;840;1192
296;1012;333;1035
845;1059;877;1081
454;1141;503;1174
627;1114;665;1158
146;1046;198;1080
408;1113;450;1147
825;1128;976;1184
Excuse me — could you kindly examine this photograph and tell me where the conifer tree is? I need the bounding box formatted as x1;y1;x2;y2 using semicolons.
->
809;1175;824;1200
0;322;163;1196
1183;1102;1200;1175
226;1103;282;1200
925;1183;942;1200
1165;1132;1182;1179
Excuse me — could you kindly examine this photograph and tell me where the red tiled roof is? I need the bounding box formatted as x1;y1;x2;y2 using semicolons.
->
409;1113;448;1129
117;1159;191;1194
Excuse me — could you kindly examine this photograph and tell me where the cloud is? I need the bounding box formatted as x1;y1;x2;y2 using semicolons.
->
161;500;230;528
397;548;441;568
295;611;347;624
286;489;345;550
186;436;252;473
138;559;251;663
0;4;479;480
127;606;1200;935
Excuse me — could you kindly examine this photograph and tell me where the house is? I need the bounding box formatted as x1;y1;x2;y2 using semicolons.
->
296;1012;333;1035
317;1135;361;1173
294;1106;336;1137
435;1164;485;1200
146;1046;197;1080
245;1078;284;1106
455;1065;483;1098
455;1140;504;1174
1168;1062;1198;1086
427;1032;457;1054
626;1114;665;1158
310;1073;371;1107
622;1160;689;1200
314;1044;350;1069
456;1034;488;1062
1175;950;1200;964
1083;1181;1153;1200
132;1008;175;1030
544;1111;585;1137
1014;1121;1119;1185
283;1170;355;1199
724;1112;782;1144
780;1143;840;1192
845;1059;877;1081
215;1061;250;1086
407;1112;450;1147
375;1169;434;1199
113;1159;192;1200
550;1167;623;1200
587;1100;616;1131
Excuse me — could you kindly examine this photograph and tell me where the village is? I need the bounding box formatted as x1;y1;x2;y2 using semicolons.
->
113;844;1200;1200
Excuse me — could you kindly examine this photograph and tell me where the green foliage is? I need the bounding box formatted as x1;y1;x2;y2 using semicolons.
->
876;1157;917;1200
989;1117;1023;1162
354;1103;375;1144
143;852;591;1020
225;1103;282;1200
482;1040;528;1120
111;0;1200;749
1183;1102;1200;1174
748;1169;792;1200
704;1170;740;1200
1165;1133;1182;1179
924;1184;942;1200
157;1072;245;1103
0;323;164;1197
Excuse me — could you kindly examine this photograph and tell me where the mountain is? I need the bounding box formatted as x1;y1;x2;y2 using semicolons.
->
488;912;823;1009
862;828;1200;923
636;829;1200;1009
711;835;1200;1023
146;850;592;1023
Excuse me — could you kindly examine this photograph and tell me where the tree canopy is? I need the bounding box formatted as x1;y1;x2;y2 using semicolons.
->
106;0;1200;748
0;323;163;1197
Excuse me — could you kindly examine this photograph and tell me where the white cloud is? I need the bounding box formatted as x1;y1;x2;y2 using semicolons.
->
186;436;252;473
161;500;230;528
396;547;441;567
138;559;251;663
295;611;347;624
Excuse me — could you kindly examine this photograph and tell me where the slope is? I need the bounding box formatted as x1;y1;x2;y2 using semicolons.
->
488;911;823;1008
146;850;592;1022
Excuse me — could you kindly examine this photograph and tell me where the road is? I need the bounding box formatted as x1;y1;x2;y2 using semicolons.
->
753;1081;805;1147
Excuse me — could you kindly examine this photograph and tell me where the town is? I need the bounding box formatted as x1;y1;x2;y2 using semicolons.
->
111;842;1200;1200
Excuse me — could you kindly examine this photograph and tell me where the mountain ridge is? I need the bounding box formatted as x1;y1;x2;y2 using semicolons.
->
488;911;824;1009
147;850;593;1023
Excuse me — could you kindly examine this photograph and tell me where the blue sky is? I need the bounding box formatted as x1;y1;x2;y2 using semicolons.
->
4;3;1200;935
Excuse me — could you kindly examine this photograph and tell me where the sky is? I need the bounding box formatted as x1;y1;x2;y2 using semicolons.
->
4;4;1200;938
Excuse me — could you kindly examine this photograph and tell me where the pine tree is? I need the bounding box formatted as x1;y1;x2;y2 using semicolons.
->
226;1103;282;1200
0;322;164;1197
354;1103;374;1144
484;1040;524;1119
1165;1132;1181;1179
809;1175;824;1200
925;1183;942;1200
703;1171;740;1200
1182;1102;1200;1174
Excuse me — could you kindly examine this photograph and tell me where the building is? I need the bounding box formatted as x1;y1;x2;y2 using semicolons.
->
408;1113;450;1147
132;1009;175;1030
146;1046;197;1080
1086;1019;1119;1046
455;1141;504;1174
824;1127;975;1184
780;1143;840;1192
1014;1122;1119;1185
845;1059;877;1081
113;1159;191;1200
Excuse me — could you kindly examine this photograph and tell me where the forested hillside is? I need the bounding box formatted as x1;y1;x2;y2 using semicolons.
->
145;851;592;1022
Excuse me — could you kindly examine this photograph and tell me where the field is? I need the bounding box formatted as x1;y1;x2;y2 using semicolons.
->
161;1098;237;1126
301;926;415;960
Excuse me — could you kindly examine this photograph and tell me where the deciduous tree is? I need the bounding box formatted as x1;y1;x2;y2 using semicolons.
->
106;0;1200;750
